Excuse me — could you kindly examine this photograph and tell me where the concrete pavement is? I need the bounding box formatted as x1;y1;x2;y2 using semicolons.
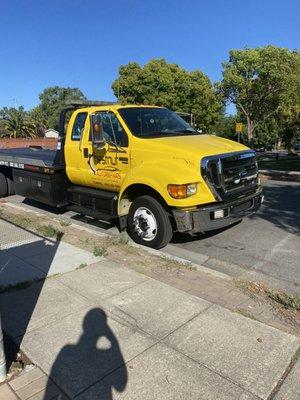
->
0;219;100;288
0;220;299;399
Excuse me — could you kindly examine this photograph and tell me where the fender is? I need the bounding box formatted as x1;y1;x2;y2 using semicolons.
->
117;160;214;215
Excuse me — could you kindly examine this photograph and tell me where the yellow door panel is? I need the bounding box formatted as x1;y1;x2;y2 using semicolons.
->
81;111;130;191
65;110;89;186
84;145;129;191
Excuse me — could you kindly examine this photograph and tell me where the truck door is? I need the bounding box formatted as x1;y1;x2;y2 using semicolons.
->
82;111;130;191
65;111;89;186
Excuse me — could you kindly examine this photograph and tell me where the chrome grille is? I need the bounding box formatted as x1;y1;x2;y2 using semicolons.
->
201;151;258;201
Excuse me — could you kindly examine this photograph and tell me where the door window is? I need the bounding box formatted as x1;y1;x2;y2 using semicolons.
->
91;112;128;147
71;112;87;141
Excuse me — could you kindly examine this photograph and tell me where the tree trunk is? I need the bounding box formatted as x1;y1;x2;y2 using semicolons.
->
247;116;254;148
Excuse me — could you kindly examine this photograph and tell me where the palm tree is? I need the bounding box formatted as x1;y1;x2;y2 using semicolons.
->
0;107;37;138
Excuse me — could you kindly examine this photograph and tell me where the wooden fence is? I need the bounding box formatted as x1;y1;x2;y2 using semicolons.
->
0;138;58;150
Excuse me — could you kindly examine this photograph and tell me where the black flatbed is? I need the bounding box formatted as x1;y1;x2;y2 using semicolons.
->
0;147;64;169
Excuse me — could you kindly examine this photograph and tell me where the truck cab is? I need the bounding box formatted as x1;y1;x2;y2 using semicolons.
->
0;102;263;249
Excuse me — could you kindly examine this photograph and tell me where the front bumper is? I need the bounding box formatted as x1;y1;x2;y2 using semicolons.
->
173;189;263;234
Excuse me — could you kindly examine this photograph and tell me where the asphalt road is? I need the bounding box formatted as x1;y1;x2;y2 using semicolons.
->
168;180;300;294
3;180;300;294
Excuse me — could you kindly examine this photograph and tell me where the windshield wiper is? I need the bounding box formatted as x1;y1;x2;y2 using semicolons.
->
138;129;199;138
147;129;197;135
176;129;198;133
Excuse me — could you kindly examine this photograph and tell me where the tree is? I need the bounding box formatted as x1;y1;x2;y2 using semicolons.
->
277;70;300;151
32;86;86;130
278;106;300;152
0;119;7;137
28;107;48;137
218;46;300;146
112;59;222;132
0;107;37;138
213;115;237;141
252;118;280;148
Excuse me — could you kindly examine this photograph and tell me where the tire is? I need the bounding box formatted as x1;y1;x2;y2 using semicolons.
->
6;175;15;196
0;172;8;198
127;195;173;249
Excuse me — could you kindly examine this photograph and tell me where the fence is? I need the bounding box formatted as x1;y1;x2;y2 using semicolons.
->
0;138;58;149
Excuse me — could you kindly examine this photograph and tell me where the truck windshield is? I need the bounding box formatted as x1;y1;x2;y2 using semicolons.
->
118;107;199;138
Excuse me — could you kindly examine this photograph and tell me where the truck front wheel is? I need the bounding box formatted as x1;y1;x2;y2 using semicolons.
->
127;195;173;249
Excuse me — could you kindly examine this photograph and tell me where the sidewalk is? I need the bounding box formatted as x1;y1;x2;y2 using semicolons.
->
0;219;299;399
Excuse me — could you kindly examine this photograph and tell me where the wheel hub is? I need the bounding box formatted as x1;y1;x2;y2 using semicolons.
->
132;207;157;241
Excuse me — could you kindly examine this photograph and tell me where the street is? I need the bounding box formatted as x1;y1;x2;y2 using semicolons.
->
4;179;300;295
169;180;300;294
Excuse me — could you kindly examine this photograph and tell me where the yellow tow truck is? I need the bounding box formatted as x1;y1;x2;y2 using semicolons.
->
0;101;263;248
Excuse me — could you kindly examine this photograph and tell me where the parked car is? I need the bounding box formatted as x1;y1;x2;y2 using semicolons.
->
294;141;300;151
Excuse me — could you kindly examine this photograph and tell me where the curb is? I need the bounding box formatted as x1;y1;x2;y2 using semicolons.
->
259;169;300;182
2;201;231;282
69;221;231;281
259;169;300;176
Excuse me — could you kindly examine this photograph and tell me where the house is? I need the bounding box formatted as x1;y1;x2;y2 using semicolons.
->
44;129;59;138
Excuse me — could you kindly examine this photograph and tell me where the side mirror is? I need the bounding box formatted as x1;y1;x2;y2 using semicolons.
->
90;113;106;149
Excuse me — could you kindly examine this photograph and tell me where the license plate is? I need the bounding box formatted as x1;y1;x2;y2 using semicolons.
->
231;200;252;214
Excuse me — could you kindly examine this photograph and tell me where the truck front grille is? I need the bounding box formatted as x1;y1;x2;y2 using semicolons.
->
201;150;259;201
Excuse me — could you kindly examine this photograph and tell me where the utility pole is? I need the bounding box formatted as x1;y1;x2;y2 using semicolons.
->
0;313;6;382
12;98;18;109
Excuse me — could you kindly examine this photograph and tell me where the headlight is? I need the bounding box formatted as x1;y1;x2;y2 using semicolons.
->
167;183;197;199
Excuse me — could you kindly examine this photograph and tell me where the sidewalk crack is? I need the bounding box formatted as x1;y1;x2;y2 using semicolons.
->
267;345;300;400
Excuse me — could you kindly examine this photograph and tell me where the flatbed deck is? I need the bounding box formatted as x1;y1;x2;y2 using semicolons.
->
0;147;64;169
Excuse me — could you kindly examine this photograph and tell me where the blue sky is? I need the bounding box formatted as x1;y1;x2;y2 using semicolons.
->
0;0;299;111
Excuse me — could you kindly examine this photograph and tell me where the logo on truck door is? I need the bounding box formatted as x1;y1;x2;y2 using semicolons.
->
87;153;128;179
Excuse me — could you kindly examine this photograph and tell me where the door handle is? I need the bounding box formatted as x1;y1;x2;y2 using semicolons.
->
83;148;89;158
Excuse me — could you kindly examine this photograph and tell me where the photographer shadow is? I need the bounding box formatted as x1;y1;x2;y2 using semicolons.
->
45;308;127;400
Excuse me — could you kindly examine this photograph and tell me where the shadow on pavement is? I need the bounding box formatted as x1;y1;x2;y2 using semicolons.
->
22;197;67;215
249;183;300;235
171;221;241;244
45;308;127;400
0;218;62;372
70;213;114;231
22;197;115;231
0;218;127;399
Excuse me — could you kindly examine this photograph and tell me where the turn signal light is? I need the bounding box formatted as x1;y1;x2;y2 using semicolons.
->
168;184;197;199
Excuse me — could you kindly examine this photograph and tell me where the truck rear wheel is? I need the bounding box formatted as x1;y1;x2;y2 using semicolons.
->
6;175;15;196
0;172;8;197
127;195;173;249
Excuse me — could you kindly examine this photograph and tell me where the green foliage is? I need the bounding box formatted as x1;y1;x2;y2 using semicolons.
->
36;224;62;239
252;118;280;147
258;156;300;172
218;46;300;146
59;217;71;227
213;115;237;140
28;107;48;137
112;59;222;133
33;86;86;130
0;119;7;136
277;103;300;152
267;289;300;310
93;244;108;257
77;263;87;270
0;106;37;138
